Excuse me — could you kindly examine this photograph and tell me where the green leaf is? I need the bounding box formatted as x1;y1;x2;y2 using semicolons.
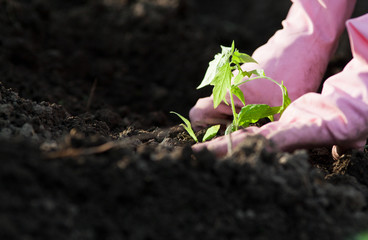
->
198;44;234;89
248;69;266;77
211;62;232;108
197;53;222;89
235;69;265;82
230;40;235;55
282;83;291;108
221;45;233;56
170;111;198;142
233;70;246;85
231;86;245;106
232;50;258;65
202;125;220;142
268;114;275;121
238;104;279;127
278;82;291;116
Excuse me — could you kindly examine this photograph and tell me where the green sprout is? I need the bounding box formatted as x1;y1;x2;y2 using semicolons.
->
171;41;291;143
197;41;291;133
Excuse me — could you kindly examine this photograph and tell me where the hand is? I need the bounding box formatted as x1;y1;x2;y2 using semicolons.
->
190;0;355;131
190;0;362;157
189;96;233;131
193;14;368;157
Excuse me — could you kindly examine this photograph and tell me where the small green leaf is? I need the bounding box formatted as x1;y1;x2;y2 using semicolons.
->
248;69;266;77
278;82;291;116
170;111;198;142
268;114;275;121
233;70;246;85
232;50;258;65
198;44;234;89
238;104;279;127
202;125;220;142
197;53;222;89
211;62;232;108
221;45;233;57
235;69;265;81
282;83;291;108
230;40;235;55
231;86;246;106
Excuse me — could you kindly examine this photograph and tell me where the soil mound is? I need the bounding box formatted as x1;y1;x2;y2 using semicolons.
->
2;0;368;239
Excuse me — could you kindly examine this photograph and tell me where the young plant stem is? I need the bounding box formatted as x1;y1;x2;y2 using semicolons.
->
235;76;276;88
227;130;233;156
229;89;239;131
235;76;287;109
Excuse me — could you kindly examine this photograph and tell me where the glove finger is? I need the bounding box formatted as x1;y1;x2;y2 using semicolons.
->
189;97;232;131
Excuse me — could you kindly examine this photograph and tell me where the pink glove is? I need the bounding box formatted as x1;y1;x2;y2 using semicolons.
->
189;0;356;130
193;14;368;157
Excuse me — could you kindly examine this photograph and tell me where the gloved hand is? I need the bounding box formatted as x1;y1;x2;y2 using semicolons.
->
189;0;356;130
193;14;368;157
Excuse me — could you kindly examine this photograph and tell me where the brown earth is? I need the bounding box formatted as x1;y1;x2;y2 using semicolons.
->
2;0;368;239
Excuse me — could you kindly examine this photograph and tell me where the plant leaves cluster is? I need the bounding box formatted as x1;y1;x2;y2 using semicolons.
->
171;41;291;143
197;41;291;131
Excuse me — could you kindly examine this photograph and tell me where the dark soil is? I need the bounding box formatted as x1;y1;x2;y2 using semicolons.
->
2;0;368;239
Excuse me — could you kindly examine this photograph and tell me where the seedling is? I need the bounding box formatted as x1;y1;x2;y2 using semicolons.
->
171;41;291;143
198;41;291;133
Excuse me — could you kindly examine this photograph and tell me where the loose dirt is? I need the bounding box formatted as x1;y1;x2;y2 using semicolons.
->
2;0;368;239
